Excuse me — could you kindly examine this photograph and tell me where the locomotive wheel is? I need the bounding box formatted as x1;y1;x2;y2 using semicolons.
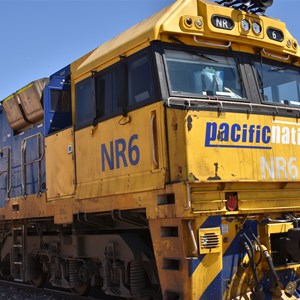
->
70;281;91;296
28;257;48;288
29;271;48;288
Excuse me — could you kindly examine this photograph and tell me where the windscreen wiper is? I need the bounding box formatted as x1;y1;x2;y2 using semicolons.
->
168;35;218;62
270;58;298;72
270;66;289;72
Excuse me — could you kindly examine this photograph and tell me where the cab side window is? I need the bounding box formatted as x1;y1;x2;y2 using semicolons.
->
95;64;124;119
75;77;95;129
51;89;71;113
75;47;157;130
128;54;154;106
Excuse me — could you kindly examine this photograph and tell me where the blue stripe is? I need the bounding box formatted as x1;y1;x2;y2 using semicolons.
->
200;272;222;300
188;255;204;277
194;220;258;297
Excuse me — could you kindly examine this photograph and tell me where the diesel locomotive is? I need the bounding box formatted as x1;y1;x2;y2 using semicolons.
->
1;0;300;299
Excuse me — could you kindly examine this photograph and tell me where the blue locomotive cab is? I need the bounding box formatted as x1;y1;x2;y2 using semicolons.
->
0;65;71;205
0;78;49;204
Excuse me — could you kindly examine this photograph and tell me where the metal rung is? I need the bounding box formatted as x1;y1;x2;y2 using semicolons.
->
13;227;23;231
11;224;26;283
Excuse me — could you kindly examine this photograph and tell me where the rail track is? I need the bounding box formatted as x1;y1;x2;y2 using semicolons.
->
0;280;102;300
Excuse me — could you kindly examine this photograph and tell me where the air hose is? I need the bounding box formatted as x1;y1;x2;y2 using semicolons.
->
260;245;280;283
243;233;264;300
250;231;282;297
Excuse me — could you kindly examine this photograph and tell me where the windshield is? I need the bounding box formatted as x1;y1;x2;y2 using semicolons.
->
165;49;244;99
254;61;300;105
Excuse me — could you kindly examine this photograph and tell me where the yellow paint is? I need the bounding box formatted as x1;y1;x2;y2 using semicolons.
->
166;109;188;182
75;103;167;199
264;222;294;234
183;111;300;182
16;82;34;94
2;94;14;103
54;199;73;224
45;128;75;200
196;1;297;54
192;252;222;299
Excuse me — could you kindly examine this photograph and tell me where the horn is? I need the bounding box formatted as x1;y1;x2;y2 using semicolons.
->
258;0;273;7
254;0;273;8
240;0;252;6
248;0;273;12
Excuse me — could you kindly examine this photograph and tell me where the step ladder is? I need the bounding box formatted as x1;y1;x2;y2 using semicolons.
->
11;224;26;282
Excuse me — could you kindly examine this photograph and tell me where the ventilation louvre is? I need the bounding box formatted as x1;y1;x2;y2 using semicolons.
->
198;227;221;254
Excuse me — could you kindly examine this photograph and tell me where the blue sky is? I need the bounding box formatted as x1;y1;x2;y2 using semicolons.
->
0;0;298;101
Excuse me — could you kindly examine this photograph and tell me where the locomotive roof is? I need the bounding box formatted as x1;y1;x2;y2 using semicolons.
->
73;0;300;80
72;0;180;79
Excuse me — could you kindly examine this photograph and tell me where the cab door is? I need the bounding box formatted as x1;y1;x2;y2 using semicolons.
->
44;66;75;200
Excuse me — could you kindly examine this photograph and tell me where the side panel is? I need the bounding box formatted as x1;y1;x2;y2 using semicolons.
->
45;127;75;200
166;109;188;182
75;102;167;199
8;126;45;199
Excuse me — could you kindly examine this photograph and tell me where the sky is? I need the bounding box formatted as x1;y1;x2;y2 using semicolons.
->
0;0;299;101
